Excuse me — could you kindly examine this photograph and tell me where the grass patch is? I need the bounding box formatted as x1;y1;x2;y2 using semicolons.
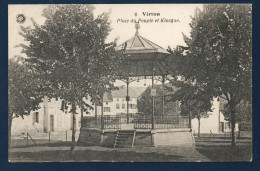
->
195;137;252;162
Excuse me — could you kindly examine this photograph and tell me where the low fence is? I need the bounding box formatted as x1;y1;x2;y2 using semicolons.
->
10;130;80;148
133;117;152;129
82;115;190;130
155;116;189;129
103;116;121;129
133;116;190;129
81;116;102;129
81;116;120;130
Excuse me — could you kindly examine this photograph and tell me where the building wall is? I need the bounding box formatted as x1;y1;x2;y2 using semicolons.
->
11;103;45;136
191;98;220;134
11;97;94;136
191;98;238;134
102;97;138;116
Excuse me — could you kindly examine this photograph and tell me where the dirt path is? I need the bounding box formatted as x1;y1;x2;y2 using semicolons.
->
9;145;210;162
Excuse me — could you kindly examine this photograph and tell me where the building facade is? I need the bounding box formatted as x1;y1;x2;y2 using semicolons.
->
11;85;239;136
102;86;147;120
191;98;239;134
11;86;146;136
11;97;93;136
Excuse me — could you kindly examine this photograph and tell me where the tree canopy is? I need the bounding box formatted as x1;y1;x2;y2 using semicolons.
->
18;4;124;157
8;57;44;148
137;85;180;116
19;4;122;112
168;4;252;147
8;57;43;119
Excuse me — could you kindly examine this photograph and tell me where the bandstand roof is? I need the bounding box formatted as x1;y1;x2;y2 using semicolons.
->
115;23;173;77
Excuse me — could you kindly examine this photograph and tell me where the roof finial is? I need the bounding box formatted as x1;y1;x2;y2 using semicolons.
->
135;21;140;35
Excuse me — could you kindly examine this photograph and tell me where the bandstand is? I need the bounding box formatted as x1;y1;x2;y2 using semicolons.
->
78;23;194;147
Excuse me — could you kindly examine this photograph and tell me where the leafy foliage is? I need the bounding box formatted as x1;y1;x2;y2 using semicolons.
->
18;4;124;156
8;57;44;118
168;4;252;146
221;99;252;122
137;85;180;116
18;4;123;113
166;79;212;118
8;57;45;148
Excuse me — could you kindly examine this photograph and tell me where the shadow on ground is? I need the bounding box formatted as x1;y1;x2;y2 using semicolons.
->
195;137;252;162
11;140;72;148
195;145;252;162
9;148;184;162
9;137;252;162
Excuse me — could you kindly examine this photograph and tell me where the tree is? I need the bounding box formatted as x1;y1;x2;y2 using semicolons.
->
8;57;44;148
168;5;252;147
18;5;123;158
137;85;180;116
181;101;211;137
167;80;212;137
221;99;252;123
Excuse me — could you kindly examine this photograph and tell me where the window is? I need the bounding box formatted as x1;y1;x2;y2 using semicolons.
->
117;98;119;102
122;104;125;109
116;103;120;109
50;115;54;132
225;122;231;130
106;102;108;105
122;98;125;102
176;101;180;111
104;107;111;112
220;122;224;132
32;112;39;124
129;104;137;109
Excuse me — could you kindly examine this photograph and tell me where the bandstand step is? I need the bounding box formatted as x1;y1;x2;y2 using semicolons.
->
114;130;136;148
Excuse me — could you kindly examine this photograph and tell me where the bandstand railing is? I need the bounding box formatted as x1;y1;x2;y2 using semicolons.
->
103;115;121;129
82;116;121;130
82;115;189;130
133;115;189;129
154;115;189;129
81;116;101;129
133;116;152;129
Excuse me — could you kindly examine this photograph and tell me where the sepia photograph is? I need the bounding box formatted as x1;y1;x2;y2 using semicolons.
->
8;4;252;162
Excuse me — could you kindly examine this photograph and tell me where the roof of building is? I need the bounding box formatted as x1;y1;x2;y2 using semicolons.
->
103;92;113;102
103;86;147;102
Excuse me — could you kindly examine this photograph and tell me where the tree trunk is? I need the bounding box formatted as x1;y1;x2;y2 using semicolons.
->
95;103;97;125
188;111;191;129
198;117;201;137
80;98;83;124
70;47;76;158
8;112;13;150
230;108;236;148
101;94;104;130
70;103;76;158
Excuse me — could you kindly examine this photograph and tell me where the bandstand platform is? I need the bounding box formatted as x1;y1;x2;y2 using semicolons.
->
78;116;195;148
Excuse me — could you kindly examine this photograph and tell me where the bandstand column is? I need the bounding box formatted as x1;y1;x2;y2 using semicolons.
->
101;93;104;130
152;68;155;130
162;75;165;116
126;77;130;124
189;101;191;129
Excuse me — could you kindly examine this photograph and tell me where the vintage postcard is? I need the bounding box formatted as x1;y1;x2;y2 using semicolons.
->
8;4;252;162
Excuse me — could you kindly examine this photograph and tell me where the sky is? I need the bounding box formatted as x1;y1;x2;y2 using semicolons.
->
8;4;202;87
